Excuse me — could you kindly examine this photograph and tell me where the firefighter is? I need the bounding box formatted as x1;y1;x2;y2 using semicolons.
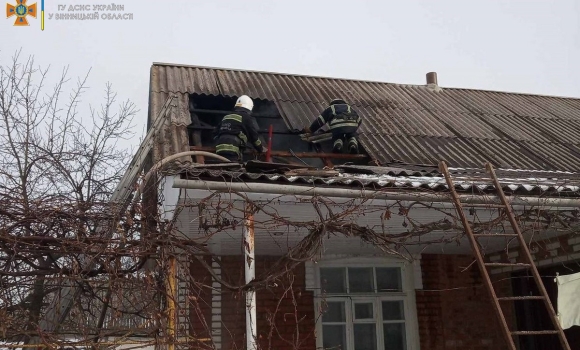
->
303;98;362;154
213;95;267;162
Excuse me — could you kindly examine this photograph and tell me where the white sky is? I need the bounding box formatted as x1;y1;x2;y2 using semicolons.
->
2;0;580;150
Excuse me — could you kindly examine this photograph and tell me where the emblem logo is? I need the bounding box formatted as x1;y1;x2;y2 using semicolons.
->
6;0;37;26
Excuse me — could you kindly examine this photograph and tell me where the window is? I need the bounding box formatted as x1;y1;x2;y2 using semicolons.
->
316;265;416;350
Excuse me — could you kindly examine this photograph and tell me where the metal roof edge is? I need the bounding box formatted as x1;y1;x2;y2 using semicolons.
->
146;65;154;131
150;62;580;102
176;175;580;203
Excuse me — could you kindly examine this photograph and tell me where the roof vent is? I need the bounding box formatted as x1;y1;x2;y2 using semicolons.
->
425;72;442;92
426;72;438;85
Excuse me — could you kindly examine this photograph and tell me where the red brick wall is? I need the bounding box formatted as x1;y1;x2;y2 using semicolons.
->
416;254;516;350
487;231;580;268
189;256;214;345
217;256;316;350
190;254;520;350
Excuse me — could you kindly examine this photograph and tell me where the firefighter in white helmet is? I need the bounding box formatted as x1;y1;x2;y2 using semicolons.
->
213;95;267;162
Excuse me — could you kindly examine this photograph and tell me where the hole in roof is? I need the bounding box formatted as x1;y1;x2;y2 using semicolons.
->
187;93;371;168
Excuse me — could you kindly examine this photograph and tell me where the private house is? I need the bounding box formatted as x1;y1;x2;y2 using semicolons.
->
141;62;580;350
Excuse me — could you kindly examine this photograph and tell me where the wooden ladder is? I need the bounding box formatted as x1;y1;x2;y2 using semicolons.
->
438;161;571;350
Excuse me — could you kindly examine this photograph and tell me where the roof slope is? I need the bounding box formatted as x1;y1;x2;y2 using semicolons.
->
148;63;580;172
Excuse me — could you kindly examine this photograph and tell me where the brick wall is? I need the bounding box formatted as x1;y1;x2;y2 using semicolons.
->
191;256;316;350
487;232;580;274
189;256;214;347
189;253;524;350
416;254;516;350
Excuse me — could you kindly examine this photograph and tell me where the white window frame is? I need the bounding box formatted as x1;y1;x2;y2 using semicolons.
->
312;256;421;350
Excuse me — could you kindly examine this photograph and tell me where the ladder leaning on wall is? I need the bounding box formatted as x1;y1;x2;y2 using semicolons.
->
438;161;571;350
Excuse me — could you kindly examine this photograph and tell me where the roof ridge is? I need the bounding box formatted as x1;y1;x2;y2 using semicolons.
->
151;61;423;87
444;86;580;101
151;62;580;101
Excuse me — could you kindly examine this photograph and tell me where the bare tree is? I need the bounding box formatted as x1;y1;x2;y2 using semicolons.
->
0;49;138;345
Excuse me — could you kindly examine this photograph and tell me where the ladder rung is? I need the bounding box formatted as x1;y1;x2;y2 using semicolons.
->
498;296;546;301
473;233;518;237
511;330;559;336
485;263;531;267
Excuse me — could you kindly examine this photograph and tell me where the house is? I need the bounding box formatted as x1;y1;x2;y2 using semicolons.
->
140;63;580;350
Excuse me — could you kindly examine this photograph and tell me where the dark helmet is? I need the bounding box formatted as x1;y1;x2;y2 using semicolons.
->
329;98;347;106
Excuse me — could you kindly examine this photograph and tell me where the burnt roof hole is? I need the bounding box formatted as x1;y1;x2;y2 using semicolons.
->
187;93;370;167
187;94;325;167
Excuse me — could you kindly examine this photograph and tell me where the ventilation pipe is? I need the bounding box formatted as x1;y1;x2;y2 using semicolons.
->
426;72;438;85
426;72;442;92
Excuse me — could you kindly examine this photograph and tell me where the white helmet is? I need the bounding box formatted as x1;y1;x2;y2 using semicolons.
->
235;95;254;111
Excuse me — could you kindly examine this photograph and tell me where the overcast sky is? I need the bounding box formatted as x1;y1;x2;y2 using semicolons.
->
2;0;580;150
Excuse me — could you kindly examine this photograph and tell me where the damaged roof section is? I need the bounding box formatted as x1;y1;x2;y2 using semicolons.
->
149;62;580;172
186;93;372;167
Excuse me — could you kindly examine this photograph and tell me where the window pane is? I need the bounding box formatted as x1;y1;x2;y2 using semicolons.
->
383;323;406;350
323;325;346;350
349;267;374;293
382;301;405;321
320;268;346;293
376;268;402;292
322;302;346;322
354;323;377;350
354;303;374;320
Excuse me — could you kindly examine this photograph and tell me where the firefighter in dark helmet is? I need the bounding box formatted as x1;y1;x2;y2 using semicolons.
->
303;99;362;154
213;95;267;162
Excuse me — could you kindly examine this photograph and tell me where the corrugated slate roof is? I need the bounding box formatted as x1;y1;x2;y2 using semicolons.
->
148;63;580;172
176;166;580;198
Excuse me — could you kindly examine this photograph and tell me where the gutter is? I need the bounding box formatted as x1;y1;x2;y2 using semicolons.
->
172;179;580;208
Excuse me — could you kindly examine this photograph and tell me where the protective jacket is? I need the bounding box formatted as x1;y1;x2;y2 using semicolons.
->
308;103;362;135
214;107;264;158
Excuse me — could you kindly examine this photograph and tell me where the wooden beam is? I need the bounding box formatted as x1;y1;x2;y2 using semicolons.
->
187;125;292;135
312;142;333;167
301;132;333;143
189;112;205;164
166;255;177;350
284;169;340;177
189;146;367;159
190;108;280;119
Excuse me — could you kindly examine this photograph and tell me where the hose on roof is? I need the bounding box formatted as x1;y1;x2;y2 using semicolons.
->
132;151;231;207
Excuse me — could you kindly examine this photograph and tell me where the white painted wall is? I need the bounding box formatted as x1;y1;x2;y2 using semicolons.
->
159;175;181;222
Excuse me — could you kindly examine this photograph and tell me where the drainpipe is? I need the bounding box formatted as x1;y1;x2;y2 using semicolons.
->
243;205;257;350
172;179;580;208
